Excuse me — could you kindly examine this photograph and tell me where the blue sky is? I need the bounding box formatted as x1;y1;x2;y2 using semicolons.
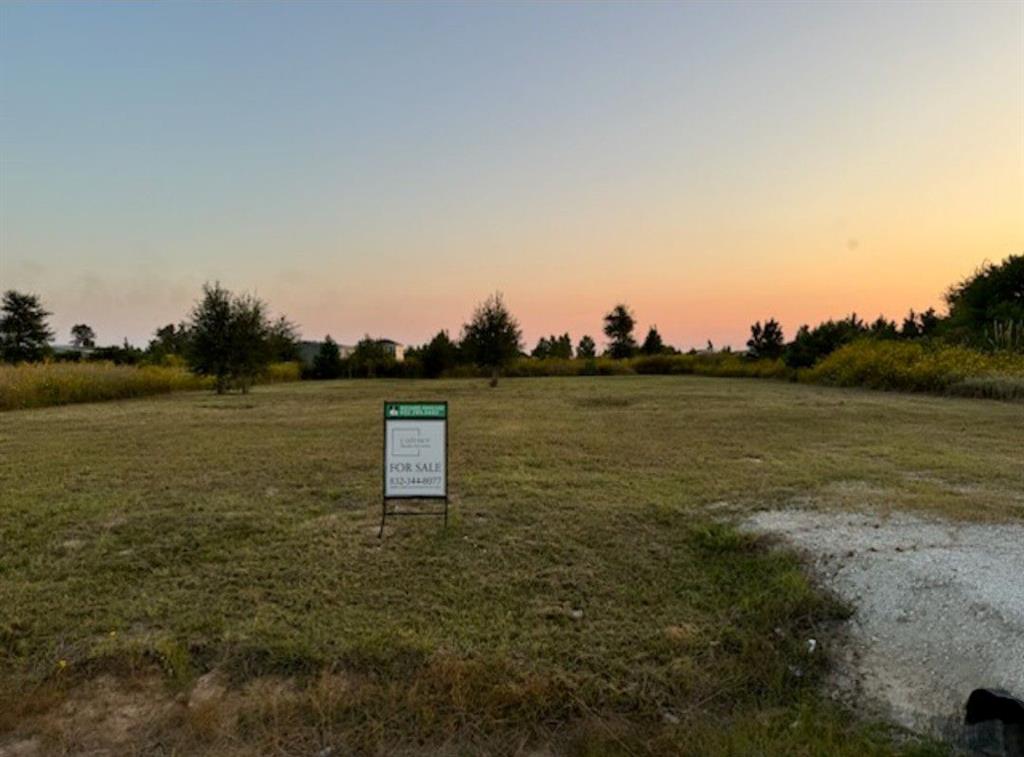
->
2;1;1021;348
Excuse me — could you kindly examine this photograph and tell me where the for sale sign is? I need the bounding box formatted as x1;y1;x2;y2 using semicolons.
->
383;402;447;499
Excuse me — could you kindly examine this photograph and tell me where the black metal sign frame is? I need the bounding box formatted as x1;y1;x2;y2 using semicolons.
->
380;401;448;537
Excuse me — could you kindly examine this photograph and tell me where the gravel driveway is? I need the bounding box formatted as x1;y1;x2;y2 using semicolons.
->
743;510;1024;746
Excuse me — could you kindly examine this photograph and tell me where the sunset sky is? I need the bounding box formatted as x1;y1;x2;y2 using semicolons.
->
2;1;1022;350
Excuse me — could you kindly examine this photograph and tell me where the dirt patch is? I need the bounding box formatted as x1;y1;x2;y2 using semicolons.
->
743;510;1024;742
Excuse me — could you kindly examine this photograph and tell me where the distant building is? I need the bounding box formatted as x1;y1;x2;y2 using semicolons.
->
377;339;405;362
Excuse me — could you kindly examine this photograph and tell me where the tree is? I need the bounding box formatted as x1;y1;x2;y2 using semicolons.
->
70;324;96;349
900;310;922;339
421;330;459;378
461;292;523;387
746;319;785;360
228;293;272;393
147;322;192;363
640;326;665;355
267;316;300;362
603;304;637;359
577;335;596;359
187;283;271;393
0;290;54;363
868;316;898;340
350;336;390;378
550;333;573;359
918;307;941;337
783;314;867;369
532;333;573;360
945;254;1023;346
312;336;343;379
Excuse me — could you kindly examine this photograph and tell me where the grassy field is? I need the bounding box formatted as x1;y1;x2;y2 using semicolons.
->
2;377;1022;755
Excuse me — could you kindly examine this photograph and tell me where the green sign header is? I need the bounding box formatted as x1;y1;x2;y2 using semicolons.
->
385;402;447;419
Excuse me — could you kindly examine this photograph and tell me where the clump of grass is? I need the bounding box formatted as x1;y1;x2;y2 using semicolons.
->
947;374;1024;401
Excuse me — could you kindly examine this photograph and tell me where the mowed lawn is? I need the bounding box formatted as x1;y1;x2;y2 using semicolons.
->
2;376;1021;755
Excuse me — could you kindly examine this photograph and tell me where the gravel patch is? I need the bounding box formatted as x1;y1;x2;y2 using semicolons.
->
743;510;1024;744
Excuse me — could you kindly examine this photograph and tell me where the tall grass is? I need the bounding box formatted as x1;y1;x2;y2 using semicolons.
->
804;340;1024;396
0;361;303;411
263;361;302;383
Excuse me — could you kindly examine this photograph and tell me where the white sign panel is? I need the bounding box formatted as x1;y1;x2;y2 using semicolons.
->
384;403;447;499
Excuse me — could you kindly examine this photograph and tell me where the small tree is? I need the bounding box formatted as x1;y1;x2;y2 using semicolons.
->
603;304;637;359
312;336;343;379
70;324;96;349
267;316;300;362
0;290;54;363
461;292;522;387
576;335;596;359
351;336;390;378
421;330;458;378
147;322;192;364
868;316;899;340
531;336;552;359
640;326;665;355
900;310;922;339
746;319;785;360
550;333;573;359
228;293;272;393
187;283;271;393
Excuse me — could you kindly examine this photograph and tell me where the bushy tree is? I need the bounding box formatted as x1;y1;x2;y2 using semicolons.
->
900;310;922;339
640;326;665;355
147;322;192;363
945;254;1023;346
312;336;343;379
187;283;271;393
420;330;459;378
0;290;54;363
531;336;552;359
868;316;899;340
70;324;96;349
532;333;572;359
267;316;300;362
746;319;785;360
576;335;596;359
350;336;391;378
603;304;637;359
550;333;572;359
784;314;867;369
461;292;522;387
918;307;941;337
228;293;272;392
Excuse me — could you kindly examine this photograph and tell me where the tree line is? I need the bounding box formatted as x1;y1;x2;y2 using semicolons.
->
2;253;1020;390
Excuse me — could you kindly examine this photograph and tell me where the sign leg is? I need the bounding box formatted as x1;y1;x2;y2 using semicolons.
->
379;499;387;538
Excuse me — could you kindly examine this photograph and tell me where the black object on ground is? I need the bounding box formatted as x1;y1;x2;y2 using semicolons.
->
964;688;1024;757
